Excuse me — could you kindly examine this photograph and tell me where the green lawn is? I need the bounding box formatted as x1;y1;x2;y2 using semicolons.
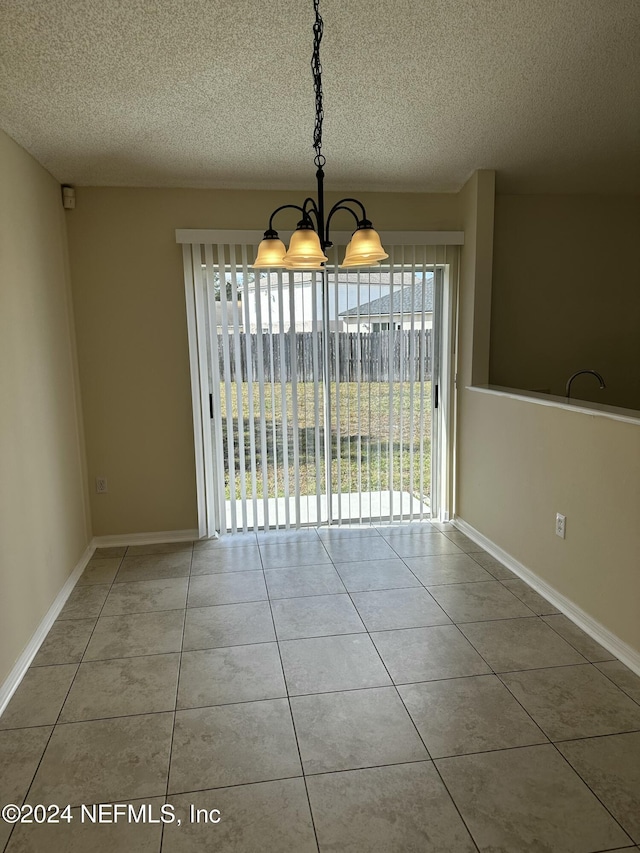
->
219;381;431;502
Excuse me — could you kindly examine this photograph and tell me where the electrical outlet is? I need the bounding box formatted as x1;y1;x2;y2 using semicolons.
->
555;513;566;539
96;477;108;494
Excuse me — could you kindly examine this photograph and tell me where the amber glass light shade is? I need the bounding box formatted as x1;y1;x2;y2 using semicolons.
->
251;236;287;268
340;227;389;267
282;226;328;270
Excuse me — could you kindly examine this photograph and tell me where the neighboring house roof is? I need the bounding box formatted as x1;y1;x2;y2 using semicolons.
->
340;279;433;317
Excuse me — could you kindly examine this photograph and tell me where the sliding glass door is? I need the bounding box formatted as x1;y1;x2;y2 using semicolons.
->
324;248;441;526
180;231;459;535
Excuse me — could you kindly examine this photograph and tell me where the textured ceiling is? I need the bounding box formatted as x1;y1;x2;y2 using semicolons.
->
0;0;638;193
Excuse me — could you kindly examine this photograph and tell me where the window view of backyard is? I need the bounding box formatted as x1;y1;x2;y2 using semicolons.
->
219;378;432;502
211;267;435;527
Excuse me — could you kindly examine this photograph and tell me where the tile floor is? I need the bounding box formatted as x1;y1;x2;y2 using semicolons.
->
1;523;640;852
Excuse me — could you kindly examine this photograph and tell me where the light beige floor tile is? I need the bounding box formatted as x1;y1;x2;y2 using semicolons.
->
177;643;286;709
423;521;453;532
58;584;110;619
265;564;346;598
280;634;392;696
459;617;586;671
256;528;321;544
1;813;11;847
307;761;476;852
383;532;464;559
351;587;450;631
558;731;640;844
322;536;396;563
115;552;191;583
259;540;331;568
398;675;547;758
187;571;267;607
427;581;535;622
291;686;428;774
83;610;185;660
596;660;640;704
404;553;493;585
316;526;381;540
102;577;188;615
125;541;193;556
501;579;560;615
542;614;616;662
31;619;95;666
0;665;77;730
441;530;482;552
77;558;120;585
193;533;257;550
182;602;275;651
93;546;127;558
376;522;443;535
0;727;52;849
164;780;317;853
28;713;174;805
6;800;164;852
371;625;490;684
334;558;421;592
501;664;640;740
469;552;517;580
436;744;632;852
271;593;365;640
59;654;180;721
191;545;263;575
168;699;301;793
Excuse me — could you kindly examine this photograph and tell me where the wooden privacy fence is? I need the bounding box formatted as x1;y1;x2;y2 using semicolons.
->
216;331;433;382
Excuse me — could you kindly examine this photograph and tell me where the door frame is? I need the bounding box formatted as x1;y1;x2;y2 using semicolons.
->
178;229;463;538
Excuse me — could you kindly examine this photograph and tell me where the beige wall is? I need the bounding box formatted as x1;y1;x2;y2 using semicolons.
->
491;194;640;410
66;187;462;536
459;392;640;655
457;175;640;658
0;130;90;686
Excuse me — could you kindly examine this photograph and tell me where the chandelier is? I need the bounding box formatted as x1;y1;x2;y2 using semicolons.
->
252;0;388;270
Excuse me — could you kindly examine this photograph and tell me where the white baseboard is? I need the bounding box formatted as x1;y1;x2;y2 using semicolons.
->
0;541;96;718
1;529;201;718
92;529;199;547
452;517;640;677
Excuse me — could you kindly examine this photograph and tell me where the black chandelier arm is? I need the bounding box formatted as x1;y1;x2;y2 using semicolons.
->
302;196;319;215
302;196;320;223
324;198;372;246
328;197;369;222
266;203;307;233
326;203;360;226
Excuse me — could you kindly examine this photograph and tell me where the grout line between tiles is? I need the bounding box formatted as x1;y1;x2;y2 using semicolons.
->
6;686;638;734
332;565;483;853
160;544;193;852
539;615;618;663
594;668;640;709
550;727;640;745
551;739;636;846
493;660;639;844
259;544;322;853
5;552;129;853
163;772;308;799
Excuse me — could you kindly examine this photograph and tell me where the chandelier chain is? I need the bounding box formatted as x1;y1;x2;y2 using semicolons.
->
254;0;387;272
312;0;325;168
